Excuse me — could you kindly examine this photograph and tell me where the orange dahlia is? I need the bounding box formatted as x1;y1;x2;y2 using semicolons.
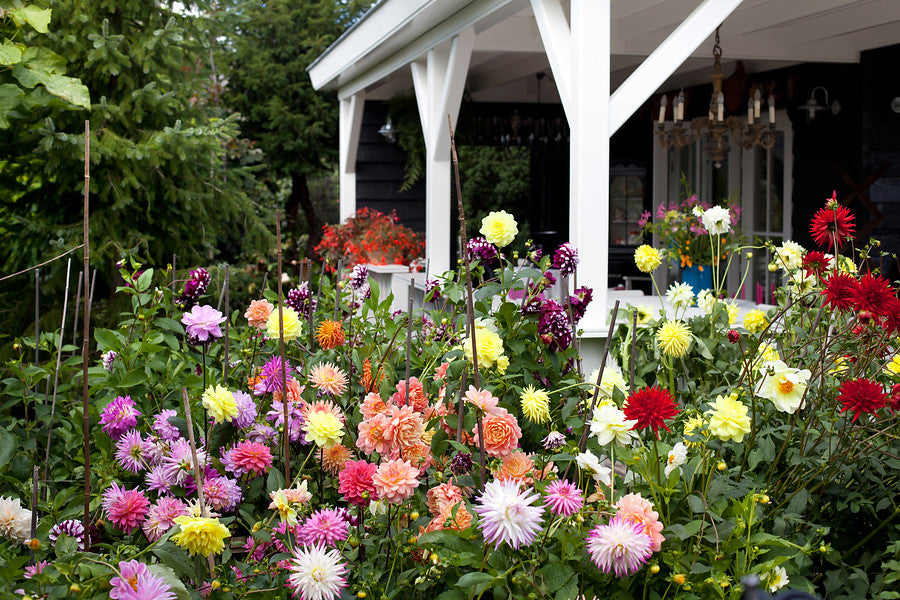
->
315;320;345;349
362;358;385;393
322;444;353;475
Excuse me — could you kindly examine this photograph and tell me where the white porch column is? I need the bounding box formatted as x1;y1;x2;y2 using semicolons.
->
570;0;610;335
339;93;365;222
410;28;474;276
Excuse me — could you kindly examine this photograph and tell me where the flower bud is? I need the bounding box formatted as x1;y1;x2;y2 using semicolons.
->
673;574;686;585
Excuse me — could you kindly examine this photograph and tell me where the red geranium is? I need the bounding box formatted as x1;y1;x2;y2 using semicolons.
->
810;191;855;250
837;378;887;422
623;386;680;439
822;273;858;312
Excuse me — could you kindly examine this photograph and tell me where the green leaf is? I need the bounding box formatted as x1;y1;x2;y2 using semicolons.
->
94;328;121;352
146;564;191;600
539;564;575;592
136;268;153;292
119;368;148;388
10;6;52;33
267;467;285;493
0;43;23;66
0;83;24;128
456;572;495;588
0;429;16;466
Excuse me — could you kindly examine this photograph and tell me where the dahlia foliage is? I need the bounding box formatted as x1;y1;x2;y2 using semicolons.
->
3;202;898;599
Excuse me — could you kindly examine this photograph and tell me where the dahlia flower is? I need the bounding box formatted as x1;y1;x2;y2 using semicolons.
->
586;516;653;577
286;544;348;600
473;480;544;550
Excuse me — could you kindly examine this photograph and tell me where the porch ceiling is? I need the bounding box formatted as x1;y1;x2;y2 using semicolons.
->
309;0;900;102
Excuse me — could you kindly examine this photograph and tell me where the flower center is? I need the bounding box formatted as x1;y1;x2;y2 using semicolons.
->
127;575;139;590
310;566;326;583
777;378;794;395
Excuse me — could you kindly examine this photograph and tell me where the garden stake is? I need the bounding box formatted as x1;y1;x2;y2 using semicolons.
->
180;387;216;578
34;268;39;368
306;259;314;352
42;258;72;481
448;115;485;491
577;301;619;453
405;279;413;407
81;120;92;546
629;310;638;393
455;368;467;443
275;210;291;483
334;259;343;320
562;276;584;382
30;466;38;561
71;269;82;354
223;265;230;385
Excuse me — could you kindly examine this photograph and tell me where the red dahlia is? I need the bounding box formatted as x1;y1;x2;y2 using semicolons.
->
822;273;858;312
882;297;900;335
837;378;887;422
851;273;897;317
890;384;900;413
801;251;832;278
623;386;680;439
810;191;855;250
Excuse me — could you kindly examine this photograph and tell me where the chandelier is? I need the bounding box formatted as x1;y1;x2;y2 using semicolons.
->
655;27;777;168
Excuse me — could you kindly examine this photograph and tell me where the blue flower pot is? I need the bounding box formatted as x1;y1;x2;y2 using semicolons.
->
680;264;712;294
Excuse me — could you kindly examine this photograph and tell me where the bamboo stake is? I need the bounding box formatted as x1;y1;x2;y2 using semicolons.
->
629;310;638;394
305;259;314;352
448;116;484;490
71;270;82;353
42;258;72;480
275;210;290;483
180;388;216;578
455;368;467;443
81;120;92;545
30;466;38;557
405;280;413;406
223;265;230;385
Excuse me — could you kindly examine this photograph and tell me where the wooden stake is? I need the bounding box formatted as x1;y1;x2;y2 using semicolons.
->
34;268;39;367
30;466;38;554
305;259;314;352
448;115;484;490
180;388;216;578
43;258;72;481
71;270;82;352
275;210;290;483
333;259;343;321
223;265;230;385
629;310;638;394
405;279;413;404
81;120;91;546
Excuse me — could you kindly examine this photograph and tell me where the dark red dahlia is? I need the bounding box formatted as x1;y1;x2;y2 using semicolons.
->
837;378;887;422
810;191;855;250
890;384;900;412
552;243;579;277
851;273;897;317
802;251;832;278
727;329;741;343
623;386;680;439
822;273;858;312
882;297;900;335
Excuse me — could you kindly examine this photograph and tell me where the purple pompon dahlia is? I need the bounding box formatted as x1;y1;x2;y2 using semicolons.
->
449;452;473;476
49;519;85;550
474;480;544;550
348;264;369;290
538;300;573;350
286;282;316;317
466;237;498;265
568;286;593;323
552;243;579;276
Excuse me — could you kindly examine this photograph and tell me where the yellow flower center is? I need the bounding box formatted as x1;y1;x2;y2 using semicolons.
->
311;566;326;583
127;575;139;590
777;378;794;395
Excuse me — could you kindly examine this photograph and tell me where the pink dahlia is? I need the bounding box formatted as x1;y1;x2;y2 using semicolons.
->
543;480;584;517
110;559;176;600
474;480;544;550
586;516;653;577
142;497;188;542
102;482;150;533
391;377;428;413
180;304;225;342
115;429;150;474
426;482;464;517
152;409;181;441
299;508;350;547
338;460;378;506
100;395;141;440
372;459;419;504
615;492;665;552
229;441;273;476
382;405;425;450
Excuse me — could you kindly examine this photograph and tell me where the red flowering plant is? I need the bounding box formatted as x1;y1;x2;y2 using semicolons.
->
315;207;424;270
608;189;900;598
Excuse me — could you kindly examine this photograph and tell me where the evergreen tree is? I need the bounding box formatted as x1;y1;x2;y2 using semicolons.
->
225;0;371;262
0;0;272;275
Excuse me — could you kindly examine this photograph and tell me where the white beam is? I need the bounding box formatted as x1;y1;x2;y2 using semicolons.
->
609;0;744;135
570;0;609;335
338;93;365;222
432;27;475;160
530;0;573;118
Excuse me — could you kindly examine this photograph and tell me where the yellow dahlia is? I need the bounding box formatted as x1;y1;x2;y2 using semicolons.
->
479;211;518;247
634;245;663;274
743;309;769;334
705;394;751;443
303;411;345;448
462;327;504;369
656;320;691;358
266;306;302;342
201;385;238;424
171;516;230;556
520;385;551;424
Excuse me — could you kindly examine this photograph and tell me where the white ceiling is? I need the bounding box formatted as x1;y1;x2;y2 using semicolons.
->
309;0;900;103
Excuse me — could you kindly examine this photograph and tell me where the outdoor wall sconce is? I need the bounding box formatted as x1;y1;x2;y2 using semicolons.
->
378;117;398;143
799;87;840;121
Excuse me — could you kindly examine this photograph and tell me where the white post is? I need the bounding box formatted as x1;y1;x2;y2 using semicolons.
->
570;0;610;335
339;93;365;222
411;28;474;277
